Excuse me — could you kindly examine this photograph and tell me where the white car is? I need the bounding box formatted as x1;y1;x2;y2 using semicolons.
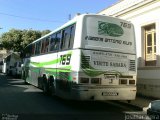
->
147;100;160;120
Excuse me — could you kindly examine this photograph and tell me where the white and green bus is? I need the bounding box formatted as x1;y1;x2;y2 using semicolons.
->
21;14;137;101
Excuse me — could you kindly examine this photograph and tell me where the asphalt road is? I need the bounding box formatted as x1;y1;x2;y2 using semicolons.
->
0;73;145;120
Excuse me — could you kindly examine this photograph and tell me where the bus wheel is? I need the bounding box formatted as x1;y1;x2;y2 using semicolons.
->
49;76;55;96
42;75;49;95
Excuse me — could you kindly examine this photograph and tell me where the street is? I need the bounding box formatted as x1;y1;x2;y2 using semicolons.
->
0;73;147;120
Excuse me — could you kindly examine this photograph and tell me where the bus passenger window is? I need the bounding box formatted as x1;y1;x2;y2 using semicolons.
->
35;41;41;55
61;27;70;50
68;25;75;49
61;31;66;49
56;32;61;50
41;39;45;53
32;44;35;56
50;34;56;51
45;37;49;53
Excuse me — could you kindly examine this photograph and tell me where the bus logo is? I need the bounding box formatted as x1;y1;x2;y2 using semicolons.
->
98;21;124;37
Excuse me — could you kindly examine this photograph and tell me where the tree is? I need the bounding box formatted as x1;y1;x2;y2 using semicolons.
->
41;30;51;36
0;29;23;52
21;29;41;50
0;29;51;52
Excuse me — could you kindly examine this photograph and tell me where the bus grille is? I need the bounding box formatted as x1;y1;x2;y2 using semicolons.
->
81;56;90;69
129;60;136;71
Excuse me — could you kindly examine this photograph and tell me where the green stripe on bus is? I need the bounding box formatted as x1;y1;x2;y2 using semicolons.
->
46;67;72;73
30;51;72;67
31;58;61;67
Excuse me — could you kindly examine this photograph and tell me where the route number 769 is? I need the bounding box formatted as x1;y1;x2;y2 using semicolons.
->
60;54;71;65
120;22;131;29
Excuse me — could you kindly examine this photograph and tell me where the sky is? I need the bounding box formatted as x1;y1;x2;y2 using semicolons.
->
0;0;119;34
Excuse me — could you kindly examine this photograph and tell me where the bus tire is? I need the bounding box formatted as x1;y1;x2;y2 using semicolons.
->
24;79;28;85
42;75;49;95
49;76;55;96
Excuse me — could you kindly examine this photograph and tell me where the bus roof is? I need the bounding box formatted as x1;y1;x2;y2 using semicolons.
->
25;14;132;47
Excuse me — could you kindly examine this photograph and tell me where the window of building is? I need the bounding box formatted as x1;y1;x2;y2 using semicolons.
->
144;24;156;66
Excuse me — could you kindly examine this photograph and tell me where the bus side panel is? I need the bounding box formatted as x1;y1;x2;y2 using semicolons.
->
23;52;59;87
55;49;80;99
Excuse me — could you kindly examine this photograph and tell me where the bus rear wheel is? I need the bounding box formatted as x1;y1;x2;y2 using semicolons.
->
42;75;49;95
49;76;55;96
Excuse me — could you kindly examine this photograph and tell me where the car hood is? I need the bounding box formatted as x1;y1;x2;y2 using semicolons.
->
151;100;160;111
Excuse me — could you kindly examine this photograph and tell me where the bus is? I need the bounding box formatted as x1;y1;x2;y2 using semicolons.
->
21;14;137;101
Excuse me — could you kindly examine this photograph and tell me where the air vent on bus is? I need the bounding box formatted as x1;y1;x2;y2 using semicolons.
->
81;56;91;69
129;60;136;71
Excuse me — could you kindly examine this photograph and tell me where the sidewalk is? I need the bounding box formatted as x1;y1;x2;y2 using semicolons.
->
118;95;157;111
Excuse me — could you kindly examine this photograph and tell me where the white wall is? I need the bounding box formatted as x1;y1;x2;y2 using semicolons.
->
123;6;160;98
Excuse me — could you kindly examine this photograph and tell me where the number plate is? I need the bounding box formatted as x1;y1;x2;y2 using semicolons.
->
104;75;116;79
102;92;119;96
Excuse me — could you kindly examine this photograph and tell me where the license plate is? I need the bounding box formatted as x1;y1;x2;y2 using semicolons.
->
102;92;119;96
104;75;116;79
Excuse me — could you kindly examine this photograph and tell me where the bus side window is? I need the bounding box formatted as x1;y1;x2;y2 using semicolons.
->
41;39;45;54
32;44;35;56
56;32;61;50
45;37;49;53
61;27;70;50
35;41;41;55
61;30;65;50
50;34;56;52
68;25;75;49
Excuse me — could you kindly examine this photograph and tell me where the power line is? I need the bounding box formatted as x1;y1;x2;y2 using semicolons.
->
0;12;65;23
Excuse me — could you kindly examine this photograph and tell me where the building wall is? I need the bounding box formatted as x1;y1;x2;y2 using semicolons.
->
99;0;160;98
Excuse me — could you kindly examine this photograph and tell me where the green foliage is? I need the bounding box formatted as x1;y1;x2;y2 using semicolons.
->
41;30;51;37
0;29;51;52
